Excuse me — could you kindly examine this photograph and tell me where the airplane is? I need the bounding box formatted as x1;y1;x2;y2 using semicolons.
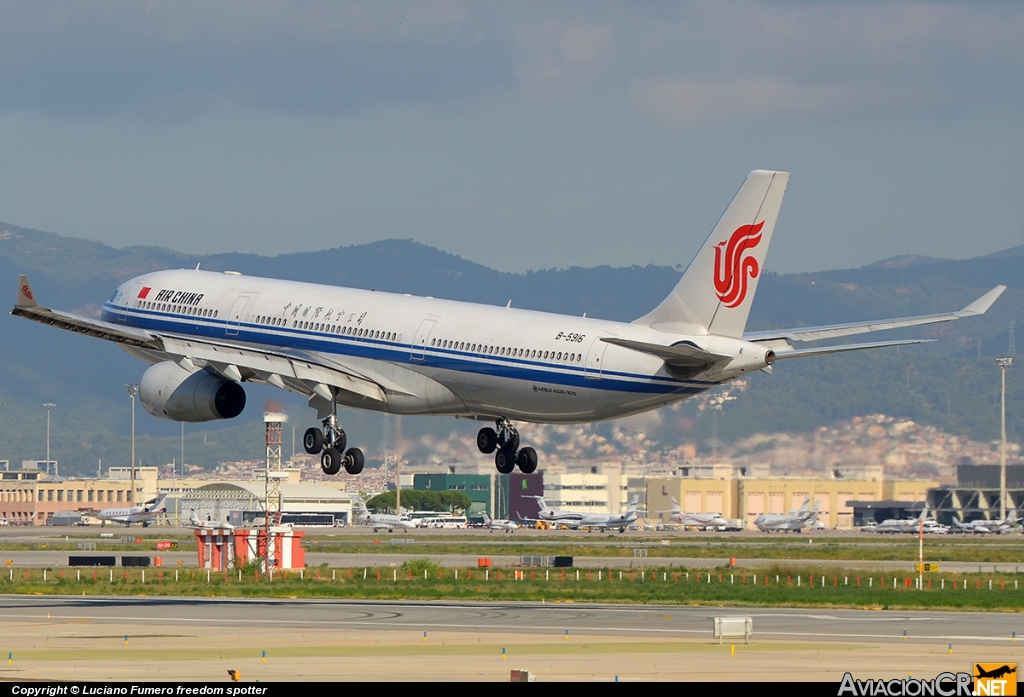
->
520;495;639;532
754;498;820;532
668;497;729;530
188;508;234;530
577;496;641;532
353;499;420;532
521;495;586;528
10;170;1006;477
96;494;168;527
873;507;942;534
480;511;518;533
975;665;1017;680
953;510;1018;535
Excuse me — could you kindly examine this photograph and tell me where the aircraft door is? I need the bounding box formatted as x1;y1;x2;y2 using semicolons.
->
119;283;141;323
584;337;608;380
225;296;251;336
410;319;437;362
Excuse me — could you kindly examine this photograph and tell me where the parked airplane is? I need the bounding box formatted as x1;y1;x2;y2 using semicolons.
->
578;496;641;532
953;511;1018;535
11;171;1005;477
353;499;420;532
96;494;168;527
188;508;234;530
522;496;639;532
480;512;518;533
754;498;820;532
873;507;943;534
521;496;586;528
669;497;729;530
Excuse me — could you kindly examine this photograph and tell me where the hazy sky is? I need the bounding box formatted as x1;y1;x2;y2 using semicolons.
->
1;1;1022;274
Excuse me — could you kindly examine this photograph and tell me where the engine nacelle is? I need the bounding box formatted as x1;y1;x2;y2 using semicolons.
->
139;361;246;423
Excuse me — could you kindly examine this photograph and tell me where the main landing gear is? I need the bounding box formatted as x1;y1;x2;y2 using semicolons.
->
304;404;364;476
476;419;538;475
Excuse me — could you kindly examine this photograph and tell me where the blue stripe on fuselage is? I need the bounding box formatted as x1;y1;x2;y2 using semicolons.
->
105;303;711;396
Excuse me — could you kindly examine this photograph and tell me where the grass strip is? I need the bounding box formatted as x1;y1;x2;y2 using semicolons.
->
3;563;1024;612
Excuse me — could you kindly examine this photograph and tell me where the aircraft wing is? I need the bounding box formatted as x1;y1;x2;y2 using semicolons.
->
158;337;387;403
12;274;389;404
744;286;1006;345
12;275;161;349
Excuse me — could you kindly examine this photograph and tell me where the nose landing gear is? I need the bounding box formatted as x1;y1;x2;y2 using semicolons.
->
304;402;364;476
477;419;538;475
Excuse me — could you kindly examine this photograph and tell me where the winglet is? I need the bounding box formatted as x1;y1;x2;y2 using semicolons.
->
956;286;1006;317
16;275;38;308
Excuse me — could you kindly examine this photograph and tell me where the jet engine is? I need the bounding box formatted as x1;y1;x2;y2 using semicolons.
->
139;361;246;422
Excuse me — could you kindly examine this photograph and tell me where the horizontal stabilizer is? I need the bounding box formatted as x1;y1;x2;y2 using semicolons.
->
773;339;933;360
745;286;1006;344
600;337;730;368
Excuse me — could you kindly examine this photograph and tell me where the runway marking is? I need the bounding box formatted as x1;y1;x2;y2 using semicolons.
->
0;612;1015;642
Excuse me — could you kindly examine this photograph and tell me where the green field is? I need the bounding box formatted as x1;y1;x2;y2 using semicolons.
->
5;561;1024;612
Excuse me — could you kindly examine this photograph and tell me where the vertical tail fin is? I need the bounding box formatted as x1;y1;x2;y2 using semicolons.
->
527;495;551;513
634;170;789;337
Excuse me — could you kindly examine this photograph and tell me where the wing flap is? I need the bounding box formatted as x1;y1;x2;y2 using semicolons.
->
744;286;1006;343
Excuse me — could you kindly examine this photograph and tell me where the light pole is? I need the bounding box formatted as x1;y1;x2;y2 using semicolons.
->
126;385;138;505
42;403;55;476
997;358;1013;521
0;401;5;471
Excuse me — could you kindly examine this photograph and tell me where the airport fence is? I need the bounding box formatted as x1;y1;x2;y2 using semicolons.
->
2;563;1024;610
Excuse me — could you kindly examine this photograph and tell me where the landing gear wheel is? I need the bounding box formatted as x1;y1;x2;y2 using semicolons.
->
477;427;498;454
303;427;325;454
344;447;364;475
516;447;538;474
495;447;516;475
321;447;343;475
332;428;347;454
504;431;520;451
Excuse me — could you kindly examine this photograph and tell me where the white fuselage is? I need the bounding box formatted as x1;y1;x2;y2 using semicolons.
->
579;509;638;529
673;512;729;529
101;270;770;424
97;505;164;526
754;513;815;532
366;513;419;531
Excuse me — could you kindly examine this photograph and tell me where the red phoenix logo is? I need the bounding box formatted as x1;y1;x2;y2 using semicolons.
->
713;221;764;308
20;285;33;301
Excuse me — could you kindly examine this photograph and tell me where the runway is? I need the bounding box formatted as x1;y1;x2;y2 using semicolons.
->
2;594;1022;643
2;596;1022;681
